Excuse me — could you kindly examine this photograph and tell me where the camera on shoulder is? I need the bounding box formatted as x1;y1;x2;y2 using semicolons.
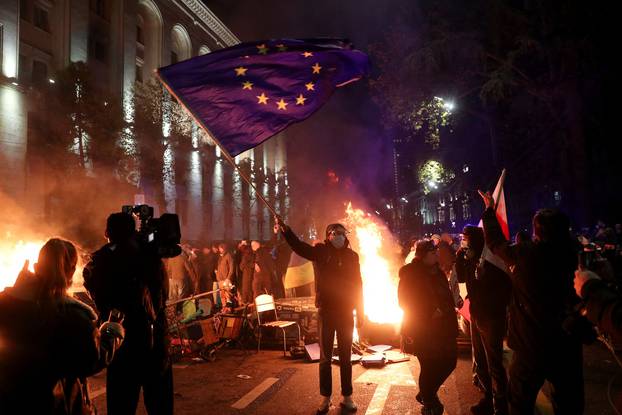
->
121;204;182;258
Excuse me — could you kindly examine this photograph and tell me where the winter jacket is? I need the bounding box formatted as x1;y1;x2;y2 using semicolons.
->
482;207;580;358
216;252;235;282
283;228;364;319
0;275;119;414
455;249;512;323
398;258;459;354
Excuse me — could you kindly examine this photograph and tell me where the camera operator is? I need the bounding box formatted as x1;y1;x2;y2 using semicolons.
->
83;212;172;415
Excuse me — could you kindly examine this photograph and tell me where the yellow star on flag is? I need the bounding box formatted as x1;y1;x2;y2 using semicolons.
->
242;81;253;90
305;82;315;91
302;51;313;58
295;94;307;105
256;93;269;105
234;66;248;76
312;63;322;74
257;44;269;55
276;99;288;110
276;44;288;52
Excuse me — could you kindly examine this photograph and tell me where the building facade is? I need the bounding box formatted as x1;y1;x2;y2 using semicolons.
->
0;0;289;242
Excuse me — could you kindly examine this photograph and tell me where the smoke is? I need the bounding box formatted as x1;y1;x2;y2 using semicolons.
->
0;170;136;252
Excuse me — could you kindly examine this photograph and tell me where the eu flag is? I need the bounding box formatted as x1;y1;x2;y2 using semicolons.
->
157;39;370;157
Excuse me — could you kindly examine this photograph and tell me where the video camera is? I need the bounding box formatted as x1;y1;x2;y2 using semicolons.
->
122;204;182;258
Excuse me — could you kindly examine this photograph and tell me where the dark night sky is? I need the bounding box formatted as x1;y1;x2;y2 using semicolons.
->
207;0;414;204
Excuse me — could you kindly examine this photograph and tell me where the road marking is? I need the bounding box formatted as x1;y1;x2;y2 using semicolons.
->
355;351;417;415
231;377;279;409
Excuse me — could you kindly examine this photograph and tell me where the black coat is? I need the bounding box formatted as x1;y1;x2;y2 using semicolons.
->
283;228;364;318
455;248;512;322
483;207;580;358
398;258;458;354
0;285;104;414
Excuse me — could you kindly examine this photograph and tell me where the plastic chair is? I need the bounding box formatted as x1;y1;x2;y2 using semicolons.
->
255;294;301;356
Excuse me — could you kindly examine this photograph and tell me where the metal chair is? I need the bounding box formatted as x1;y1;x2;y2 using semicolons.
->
255;294;301;356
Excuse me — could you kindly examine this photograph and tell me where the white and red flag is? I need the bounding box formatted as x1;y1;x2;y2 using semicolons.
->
478;169;509;273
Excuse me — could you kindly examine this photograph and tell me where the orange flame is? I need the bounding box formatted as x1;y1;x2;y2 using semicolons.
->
344;203;403;329
0;237;44;291
0;234;85;293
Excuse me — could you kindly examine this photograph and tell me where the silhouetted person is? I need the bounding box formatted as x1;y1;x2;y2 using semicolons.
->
399;240;458;415
277;219;363;413
215;243;235;306
1;238;123;414
251;240;276;298
83;213;172;415
197;245;217;293
456;226;511;415
272;224;292;298
239;243;255;304
479;191;583;414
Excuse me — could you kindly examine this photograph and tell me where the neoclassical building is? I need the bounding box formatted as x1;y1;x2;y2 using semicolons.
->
0;0;289;242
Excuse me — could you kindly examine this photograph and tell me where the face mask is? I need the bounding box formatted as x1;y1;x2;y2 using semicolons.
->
330;235;346;249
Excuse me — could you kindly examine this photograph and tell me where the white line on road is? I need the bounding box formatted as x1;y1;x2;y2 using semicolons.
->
231;377;279;409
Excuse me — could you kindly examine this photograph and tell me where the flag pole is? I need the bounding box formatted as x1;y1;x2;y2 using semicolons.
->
154;70;280;218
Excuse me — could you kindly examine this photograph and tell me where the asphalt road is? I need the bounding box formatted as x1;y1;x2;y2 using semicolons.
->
89;343;620;414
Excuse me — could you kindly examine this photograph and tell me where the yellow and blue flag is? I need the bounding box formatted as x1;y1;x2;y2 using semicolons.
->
157;38;370;156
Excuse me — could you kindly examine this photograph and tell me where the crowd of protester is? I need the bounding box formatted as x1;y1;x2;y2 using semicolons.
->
2;196;622;415
162;229;293;309
397;192;622;415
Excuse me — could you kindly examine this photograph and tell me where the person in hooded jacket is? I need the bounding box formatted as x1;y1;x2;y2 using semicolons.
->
276;217;363;414
399;239;459;415
479;190;584;415
0;238;123;414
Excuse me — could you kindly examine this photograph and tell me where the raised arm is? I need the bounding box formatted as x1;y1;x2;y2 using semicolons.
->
478;191;517;267
482;207;517;267
275;216;320;261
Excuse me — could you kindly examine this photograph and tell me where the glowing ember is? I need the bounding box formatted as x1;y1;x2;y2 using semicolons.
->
344;203;403;329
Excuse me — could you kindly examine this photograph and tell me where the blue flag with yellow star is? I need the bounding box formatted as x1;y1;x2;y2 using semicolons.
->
157;39;370;157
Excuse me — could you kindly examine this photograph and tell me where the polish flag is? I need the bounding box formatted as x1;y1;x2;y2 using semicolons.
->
478;169;509;273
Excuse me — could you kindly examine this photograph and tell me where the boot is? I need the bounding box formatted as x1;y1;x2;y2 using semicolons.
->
317;396;331;414
340;395;358;412
421;402;444;415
